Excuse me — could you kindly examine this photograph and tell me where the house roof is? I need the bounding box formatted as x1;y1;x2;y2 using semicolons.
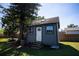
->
31;16;60;28
64;27;79;31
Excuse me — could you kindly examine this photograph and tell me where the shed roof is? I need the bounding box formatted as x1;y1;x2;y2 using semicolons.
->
31;16;60;28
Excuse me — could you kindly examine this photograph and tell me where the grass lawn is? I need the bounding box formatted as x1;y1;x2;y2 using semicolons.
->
0;38;9;42
60;42;79;51
0;29;4;34
0;38;79;56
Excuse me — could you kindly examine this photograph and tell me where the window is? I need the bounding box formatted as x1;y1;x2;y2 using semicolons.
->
46;25;54;32
46;26;53;30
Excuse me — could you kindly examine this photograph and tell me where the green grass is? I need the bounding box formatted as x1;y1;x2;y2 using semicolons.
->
0;38;79;56
0;38;9;42
60;42;79;51
0;29;4;34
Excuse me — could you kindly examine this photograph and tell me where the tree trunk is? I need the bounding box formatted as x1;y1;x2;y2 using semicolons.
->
18;15;25;46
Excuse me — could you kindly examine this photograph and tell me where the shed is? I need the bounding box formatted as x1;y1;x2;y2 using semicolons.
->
26;16;60;48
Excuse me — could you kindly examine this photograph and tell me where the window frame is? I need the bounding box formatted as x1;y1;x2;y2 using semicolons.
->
46;25;54;33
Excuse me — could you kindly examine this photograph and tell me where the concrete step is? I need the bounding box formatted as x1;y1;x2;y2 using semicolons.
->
32;43;41;45
31;44;42;47
31;45;41;46
30;42;42;49
31;45;42;49
31;47;41;49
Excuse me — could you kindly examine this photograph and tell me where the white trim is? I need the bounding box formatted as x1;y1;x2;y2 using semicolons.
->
57;24;59;42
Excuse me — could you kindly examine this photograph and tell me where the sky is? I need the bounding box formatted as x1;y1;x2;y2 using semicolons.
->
0;3;79;30
38;3;79;30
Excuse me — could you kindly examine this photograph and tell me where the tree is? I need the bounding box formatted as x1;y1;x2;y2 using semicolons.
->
36;16;45;20
0;3;41;46
67;24;78;28
0;5;19;40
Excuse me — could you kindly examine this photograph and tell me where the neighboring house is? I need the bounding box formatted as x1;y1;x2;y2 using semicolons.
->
59;27;79;42
64;27;79;34
26;17;60;48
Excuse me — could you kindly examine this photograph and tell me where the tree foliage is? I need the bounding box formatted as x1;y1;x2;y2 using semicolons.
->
0;3;41;45
67;24;78;28
36;16;45;20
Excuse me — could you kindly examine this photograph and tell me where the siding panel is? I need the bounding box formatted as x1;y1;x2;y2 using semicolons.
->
27;26;36;43
42;24;57;45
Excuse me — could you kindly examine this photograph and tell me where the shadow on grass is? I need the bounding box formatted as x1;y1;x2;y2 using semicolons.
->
0;42;79;56
19;43;79;56
0;42;20;56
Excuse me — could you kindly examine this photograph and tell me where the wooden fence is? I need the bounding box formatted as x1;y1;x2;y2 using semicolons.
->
59;32;79;42
0;32;79;42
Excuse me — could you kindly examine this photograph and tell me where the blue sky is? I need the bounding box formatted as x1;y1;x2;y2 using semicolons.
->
38;3;79;30
0;3;79;30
